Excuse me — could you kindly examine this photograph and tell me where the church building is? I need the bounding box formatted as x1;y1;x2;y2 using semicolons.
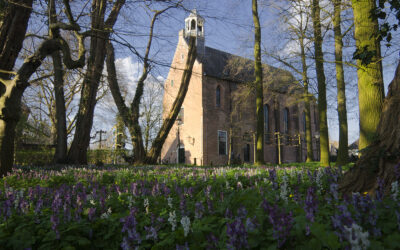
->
161;10;320;165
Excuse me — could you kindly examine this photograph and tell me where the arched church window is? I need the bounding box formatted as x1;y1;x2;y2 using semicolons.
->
191;19;196;30
283;108;290;144
216;86;221;107
283;108;289;135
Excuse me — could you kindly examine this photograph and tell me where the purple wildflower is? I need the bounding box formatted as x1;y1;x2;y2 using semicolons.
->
88;207;96;221
376;178;384;201
207;233;219;249
121;210;141;249
304;187;318;222
195;202;204;219
176;242;189;250
262;199;293;247
268;169;278;190
50;214;60;239
226;218;248;250
145;226;158;241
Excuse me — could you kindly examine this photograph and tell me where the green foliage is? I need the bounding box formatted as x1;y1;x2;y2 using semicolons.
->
353;45;377;65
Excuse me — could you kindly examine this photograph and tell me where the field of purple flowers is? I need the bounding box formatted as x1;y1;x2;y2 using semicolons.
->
0;165;400;249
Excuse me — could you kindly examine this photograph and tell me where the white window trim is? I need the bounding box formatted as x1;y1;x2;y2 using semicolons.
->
218;130;227;156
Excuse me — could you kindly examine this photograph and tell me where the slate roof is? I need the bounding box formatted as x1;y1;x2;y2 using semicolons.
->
201;46;302;94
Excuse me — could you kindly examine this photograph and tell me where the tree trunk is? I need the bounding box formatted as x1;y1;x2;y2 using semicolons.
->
146;37;197;163
339;61;400;195
333;0;349;165
0;0;33;177
0;0;33;79
49;0;67;163
252;0;264;165
67;0;125;164
351;0;384;152
299;34;313;162
311;0;330;166
52;50;68;163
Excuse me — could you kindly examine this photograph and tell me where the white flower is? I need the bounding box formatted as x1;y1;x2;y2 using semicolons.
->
180;216;191;237
168;210;177;231
226;181;230;189
343;223;370;250
127;195;134;209
167;197;173;208
100;207;112;219
392;181;399;201
316;170;324;194
280;175;290;204
144;198;149;208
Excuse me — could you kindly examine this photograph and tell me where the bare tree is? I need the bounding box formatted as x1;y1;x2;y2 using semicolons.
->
0;0;87;176
66;0;125;164
252;0;265;165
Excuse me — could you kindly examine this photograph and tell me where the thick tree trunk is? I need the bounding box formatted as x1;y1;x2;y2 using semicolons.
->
0;0;33;78
311;0;330;166
299;35;313;162
146;37;197;163
52;50;68;163
0;89;22;177
49;0;67;163
351;0;384;152
252;0;264;165
333;0;349;165
67;0;125;164
0;0;33;177
339;61;400;195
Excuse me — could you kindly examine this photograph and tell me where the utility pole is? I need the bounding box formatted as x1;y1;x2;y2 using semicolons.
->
275;132;281;164
98;130;106;149
92;130;107;149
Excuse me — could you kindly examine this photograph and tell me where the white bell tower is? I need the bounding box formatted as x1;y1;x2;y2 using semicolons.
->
184;9;205;55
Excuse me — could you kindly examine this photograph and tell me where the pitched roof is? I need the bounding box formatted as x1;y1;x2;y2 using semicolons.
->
201;46;302;94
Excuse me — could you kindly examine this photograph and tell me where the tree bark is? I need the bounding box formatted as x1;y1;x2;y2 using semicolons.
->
311;0;330;166
49;0;67;163
0;0;33;79
67;0;125;164
146;37;197;163
299;33;313;163
52;50;68;163
339;61;400;195
333;0;349;165
351;0;384;152
252;0;264;165
0;0;33;177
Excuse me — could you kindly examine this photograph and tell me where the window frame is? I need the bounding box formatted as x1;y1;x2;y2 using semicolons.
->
216;85;221;107
283;108;289;135
218;130;227;156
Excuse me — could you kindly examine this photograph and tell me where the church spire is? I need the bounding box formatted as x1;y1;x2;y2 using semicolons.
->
184;9;205;55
